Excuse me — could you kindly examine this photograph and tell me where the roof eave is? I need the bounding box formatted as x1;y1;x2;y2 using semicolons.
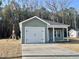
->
19;16;50;25
48;25;70;28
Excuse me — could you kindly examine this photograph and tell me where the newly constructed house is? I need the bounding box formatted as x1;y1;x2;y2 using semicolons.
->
19;16;70;44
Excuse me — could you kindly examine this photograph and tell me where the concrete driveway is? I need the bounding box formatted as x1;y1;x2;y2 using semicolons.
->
22;44;79;59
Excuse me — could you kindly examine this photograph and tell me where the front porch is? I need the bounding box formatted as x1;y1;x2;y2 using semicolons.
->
47;25;69;43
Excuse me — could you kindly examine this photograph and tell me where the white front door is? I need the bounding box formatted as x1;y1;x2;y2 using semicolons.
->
25;27;45;44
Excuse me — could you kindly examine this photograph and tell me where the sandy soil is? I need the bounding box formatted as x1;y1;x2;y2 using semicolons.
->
0;39;22;59
59;40;79;52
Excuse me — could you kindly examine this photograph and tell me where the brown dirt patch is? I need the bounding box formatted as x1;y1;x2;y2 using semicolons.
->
0;39;22;59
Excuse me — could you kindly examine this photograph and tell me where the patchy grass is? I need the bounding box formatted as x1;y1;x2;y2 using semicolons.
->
59;39;79;52
60;44;79;52
0;39;22;59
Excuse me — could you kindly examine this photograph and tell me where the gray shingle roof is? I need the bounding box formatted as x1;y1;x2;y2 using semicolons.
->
43;19;69;26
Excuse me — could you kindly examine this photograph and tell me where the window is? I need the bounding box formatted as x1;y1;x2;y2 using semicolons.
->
55;30;56;37
58;30;61;37
55;29;61;38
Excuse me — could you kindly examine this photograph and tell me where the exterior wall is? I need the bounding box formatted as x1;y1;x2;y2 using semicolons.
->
21;18;47;44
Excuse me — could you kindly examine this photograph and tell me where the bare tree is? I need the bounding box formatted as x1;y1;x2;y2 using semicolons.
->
46;0;71;23
46;0;58;21
59;0;72;23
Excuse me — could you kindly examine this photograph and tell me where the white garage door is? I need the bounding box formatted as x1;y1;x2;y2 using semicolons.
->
25;27;45;44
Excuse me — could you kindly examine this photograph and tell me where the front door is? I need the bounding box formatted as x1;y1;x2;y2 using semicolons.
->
55;29;63;41
49;28;53;43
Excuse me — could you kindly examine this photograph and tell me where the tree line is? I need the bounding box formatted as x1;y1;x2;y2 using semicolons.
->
0;0;79;39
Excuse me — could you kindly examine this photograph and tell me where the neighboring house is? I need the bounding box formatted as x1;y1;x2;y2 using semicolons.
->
69;29;79;37
19;16;70;44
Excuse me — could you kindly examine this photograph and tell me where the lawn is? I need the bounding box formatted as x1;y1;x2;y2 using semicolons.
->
60;44;79;52
59;39;79;52
0;39;22;59
0;39;79;59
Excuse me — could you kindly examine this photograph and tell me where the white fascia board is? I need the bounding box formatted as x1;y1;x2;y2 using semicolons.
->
48;25;70;28
35;16;50;25
19;16;36;24
19;16;50;25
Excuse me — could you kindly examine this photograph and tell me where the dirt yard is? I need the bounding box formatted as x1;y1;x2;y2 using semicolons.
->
59;40;79;52
60;44;79;52
0;39;22;59
0;39;79;59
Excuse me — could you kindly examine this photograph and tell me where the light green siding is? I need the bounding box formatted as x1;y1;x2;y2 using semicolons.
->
22;18;48;44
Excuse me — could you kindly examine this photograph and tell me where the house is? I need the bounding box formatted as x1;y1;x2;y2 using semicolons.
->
19;16;70;44
69;29;79;38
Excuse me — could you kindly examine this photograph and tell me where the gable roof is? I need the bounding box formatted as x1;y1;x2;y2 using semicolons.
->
19;16;50;25
19;16;70;27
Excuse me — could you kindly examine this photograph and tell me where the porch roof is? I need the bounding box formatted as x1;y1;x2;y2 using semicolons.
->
44;20;70;28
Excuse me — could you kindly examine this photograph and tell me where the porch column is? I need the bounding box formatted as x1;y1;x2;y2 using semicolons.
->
47;27;49;43
63;28;64;40
66;28;69;41
53;27;55;42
